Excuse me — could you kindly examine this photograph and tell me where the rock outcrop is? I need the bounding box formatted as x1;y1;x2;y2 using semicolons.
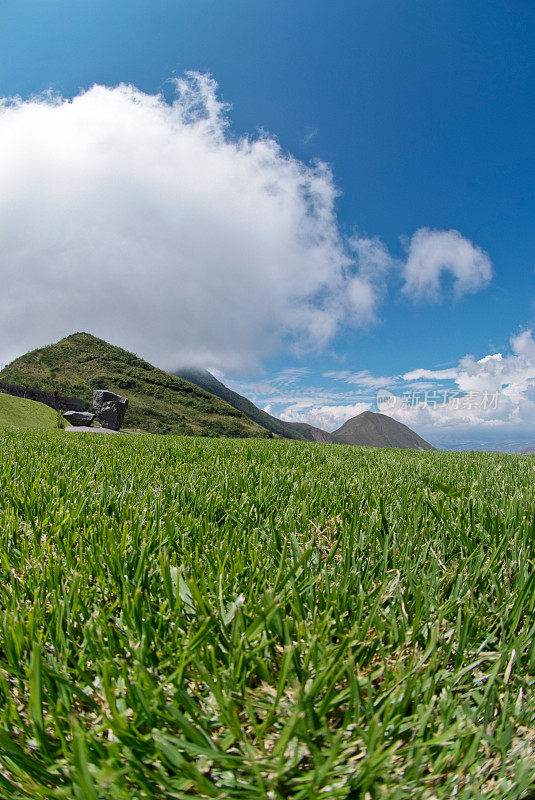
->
93;390;128;431
62;411;95;427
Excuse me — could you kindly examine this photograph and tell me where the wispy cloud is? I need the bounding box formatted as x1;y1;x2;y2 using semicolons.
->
302;127;318;145
273;367;311;386
403;367;459;381
324;369;396;389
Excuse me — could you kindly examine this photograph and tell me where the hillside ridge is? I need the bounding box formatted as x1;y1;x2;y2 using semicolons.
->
2;335;436;447
0;333;268;438
175;367;339;443
176;367;434;449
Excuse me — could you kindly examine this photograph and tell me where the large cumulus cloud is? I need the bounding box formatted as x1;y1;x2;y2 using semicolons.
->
0;73;492;371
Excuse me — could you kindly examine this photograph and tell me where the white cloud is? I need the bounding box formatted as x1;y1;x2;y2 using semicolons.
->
0;74;494;373
0;74;364;372
264;330;535;448
402;228;492;301
345;234;396;324
279;401;371;431
403;367;459;381
389;330;535;448
404;331;535;397
324;369;396;389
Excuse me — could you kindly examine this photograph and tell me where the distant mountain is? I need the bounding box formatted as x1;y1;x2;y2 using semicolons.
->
175;367;338;443
289;422;339;443
0;334;268;438
332;411;435;450
175;368;433;449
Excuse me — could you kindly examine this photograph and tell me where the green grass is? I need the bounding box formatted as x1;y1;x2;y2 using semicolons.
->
0;332;269;438
0;430;534;799
0;393;59;431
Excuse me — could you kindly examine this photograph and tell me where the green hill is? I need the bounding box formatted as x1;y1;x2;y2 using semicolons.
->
0;333;269;438
0;392;59;431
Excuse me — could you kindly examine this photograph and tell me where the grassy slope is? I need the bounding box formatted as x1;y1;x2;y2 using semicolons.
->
0;431;533;799
0;333;268;438
0;392;59;430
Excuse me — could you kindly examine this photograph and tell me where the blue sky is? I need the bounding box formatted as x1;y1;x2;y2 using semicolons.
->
1;0;534;449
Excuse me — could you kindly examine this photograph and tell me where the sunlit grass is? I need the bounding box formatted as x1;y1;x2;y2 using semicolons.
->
0;394;58;431
0;430;534;798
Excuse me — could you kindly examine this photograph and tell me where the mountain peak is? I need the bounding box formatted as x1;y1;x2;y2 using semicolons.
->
333;410;435;450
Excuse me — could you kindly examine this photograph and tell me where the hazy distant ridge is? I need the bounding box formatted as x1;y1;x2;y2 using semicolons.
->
176;367;435;450
175;367;339;443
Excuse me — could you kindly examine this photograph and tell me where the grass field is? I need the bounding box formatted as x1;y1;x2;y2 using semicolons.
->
0;430;534;799
0;393;59;431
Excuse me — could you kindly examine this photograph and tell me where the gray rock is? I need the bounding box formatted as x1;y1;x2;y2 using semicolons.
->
65;425;120;434
62;411;95;427
93;390;128;431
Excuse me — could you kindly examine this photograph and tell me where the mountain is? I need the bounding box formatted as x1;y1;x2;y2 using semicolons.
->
332;411;435;450
289;422;339;443
0;334;269;438
175;368;433;449
2;336;436;446
175;367;338;443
